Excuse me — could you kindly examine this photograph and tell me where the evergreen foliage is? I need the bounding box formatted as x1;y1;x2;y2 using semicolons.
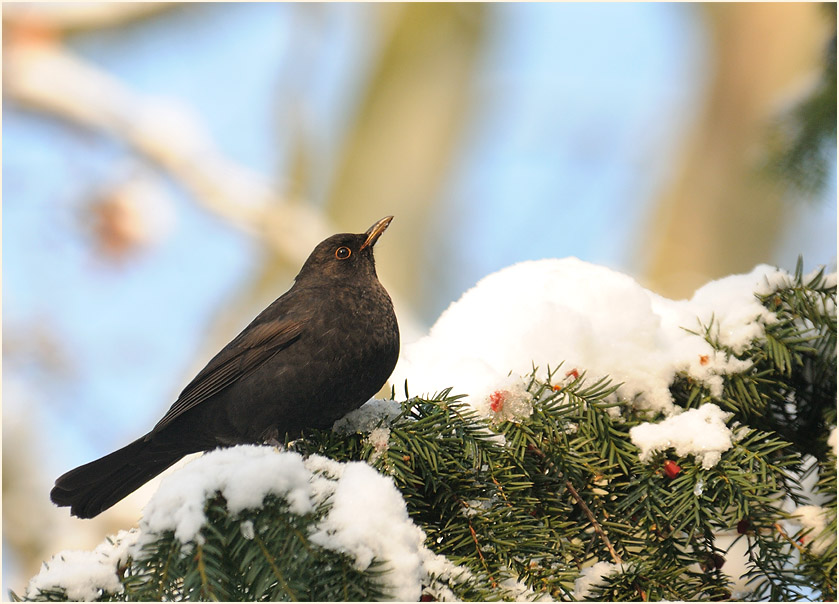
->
765;3;837;195
123;495;390;602
18;262;836;601
17;494;391;602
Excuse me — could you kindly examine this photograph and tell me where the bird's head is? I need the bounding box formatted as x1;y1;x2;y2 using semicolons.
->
295;216;393;285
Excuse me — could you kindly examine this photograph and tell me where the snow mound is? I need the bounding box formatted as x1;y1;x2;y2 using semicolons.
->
309;461;434;599
29;447;466;602
393;258;787;415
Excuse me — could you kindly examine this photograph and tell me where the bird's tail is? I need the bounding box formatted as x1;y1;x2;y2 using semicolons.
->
51;434;193;519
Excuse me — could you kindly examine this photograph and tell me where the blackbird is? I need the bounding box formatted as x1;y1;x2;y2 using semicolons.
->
51;216;399;519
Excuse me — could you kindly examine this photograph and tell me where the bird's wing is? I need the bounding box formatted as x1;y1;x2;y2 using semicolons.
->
151;317;305;434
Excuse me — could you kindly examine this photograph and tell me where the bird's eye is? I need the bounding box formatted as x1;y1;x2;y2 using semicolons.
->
335;246;352;260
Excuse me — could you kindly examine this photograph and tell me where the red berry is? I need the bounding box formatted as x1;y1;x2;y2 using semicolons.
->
489;391;505;413
566;368;580;379
663;460;681;479
736;519;750;534
699;355;709;366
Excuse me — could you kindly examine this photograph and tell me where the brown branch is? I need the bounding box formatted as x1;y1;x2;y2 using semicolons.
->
467;522;497;588
564;479;623;565
490;474;511;505
456;497;497;588
3;3;174;33
527;444;622;565
774;521;807;554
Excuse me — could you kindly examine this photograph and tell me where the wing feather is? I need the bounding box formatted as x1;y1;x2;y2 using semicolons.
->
151;318;305;434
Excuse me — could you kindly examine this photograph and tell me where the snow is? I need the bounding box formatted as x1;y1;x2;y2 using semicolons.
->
629;403;734;468
142;446;467;600
25;529;139;601
573;560;624;600
28;446;466;601
138;445;314;545
792;505;828;531
333;397;402;433
829;426;838;457
687;269;780;354
713;530;753;599
497;570;554;602
309;461;456;601
393;258;789;416
366;426;392;462
792;505;834;555
240;519;255;540
331;400;400;462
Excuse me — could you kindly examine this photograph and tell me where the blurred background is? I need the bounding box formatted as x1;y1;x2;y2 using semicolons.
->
3;2;836;596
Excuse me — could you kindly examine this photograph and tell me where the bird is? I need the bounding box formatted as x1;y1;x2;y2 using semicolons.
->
51;216;399;519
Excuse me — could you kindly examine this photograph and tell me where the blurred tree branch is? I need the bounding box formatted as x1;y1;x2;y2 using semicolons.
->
4;5;441;420
641;3;832;298
1;2;174;33
764;3;837;195
3;29;332;267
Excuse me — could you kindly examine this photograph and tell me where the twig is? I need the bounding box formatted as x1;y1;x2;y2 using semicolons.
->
527;444;623;565
2;3;172;32
467;522;497;588
457;497;498;588
774;522;807;554
564;479;623;565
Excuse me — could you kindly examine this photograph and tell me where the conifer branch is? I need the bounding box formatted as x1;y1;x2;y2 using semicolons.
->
526;441;623;565
194;543;214;601
252;533;297;601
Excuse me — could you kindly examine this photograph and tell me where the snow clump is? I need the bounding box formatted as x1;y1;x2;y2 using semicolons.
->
478;373;535;423
25;529;139;601
629;403;734;469
393;258;790;417
308;461;455;600
138;444;314;545
792;505;835;555
332;397;401;433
